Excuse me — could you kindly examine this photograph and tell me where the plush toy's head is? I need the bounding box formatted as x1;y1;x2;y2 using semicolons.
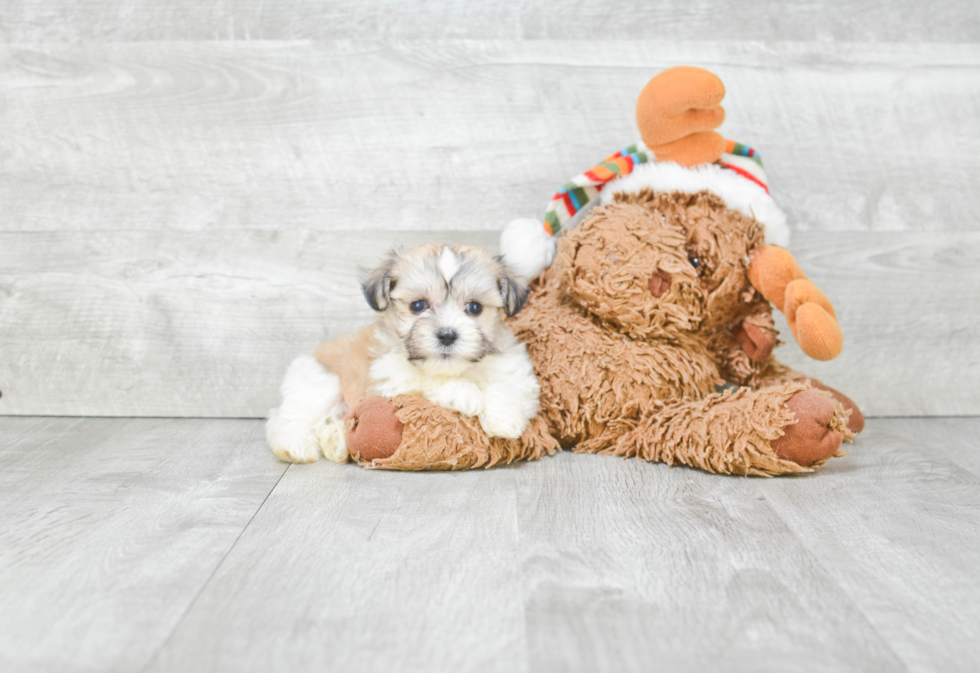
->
553;189;767;344
503;63;843;361
553;186;843;361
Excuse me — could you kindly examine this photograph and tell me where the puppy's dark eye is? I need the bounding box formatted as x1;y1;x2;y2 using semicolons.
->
466;301;483;316
689;254;701;269
410;300;428;314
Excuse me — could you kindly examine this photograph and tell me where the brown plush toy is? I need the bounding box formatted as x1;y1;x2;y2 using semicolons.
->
348;66;864;475
507;188;862;475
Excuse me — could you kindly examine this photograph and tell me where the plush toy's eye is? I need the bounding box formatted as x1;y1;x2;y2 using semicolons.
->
466;301;483;316
410;299;428;314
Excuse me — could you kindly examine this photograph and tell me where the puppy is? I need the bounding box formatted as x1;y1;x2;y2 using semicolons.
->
266;244;539;463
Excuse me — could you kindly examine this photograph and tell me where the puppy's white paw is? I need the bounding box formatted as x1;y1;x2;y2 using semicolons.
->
478;381;538;439
428;381;485;417
316;419;349;463
478;407;527;439
266;408;321;464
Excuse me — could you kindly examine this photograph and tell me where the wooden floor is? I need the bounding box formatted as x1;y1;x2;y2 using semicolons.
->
0;416;978;672
3;1;980;671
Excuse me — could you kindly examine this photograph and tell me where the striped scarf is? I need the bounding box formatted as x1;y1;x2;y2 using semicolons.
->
543;139;768;235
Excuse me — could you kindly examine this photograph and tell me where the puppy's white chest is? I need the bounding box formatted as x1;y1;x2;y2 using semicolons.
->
367;346;539;439
368;353;485;402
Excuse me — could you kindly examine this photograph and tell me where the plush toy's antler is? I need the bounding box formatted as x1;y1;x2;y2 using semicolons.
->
636;66;727;167
748;245;843;360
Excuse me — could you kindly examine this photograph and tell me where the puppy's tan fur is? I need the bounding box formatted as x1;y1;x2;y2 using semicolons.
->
313;325;375;411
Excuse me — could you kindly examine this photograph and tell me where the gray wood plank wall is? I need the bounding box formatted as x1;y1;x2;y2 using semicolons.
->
2;1;977;41
1;4;977;418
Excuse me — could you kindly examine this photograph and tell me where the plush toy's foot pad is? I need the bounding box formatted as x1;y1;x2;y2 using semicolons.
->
808;380;865;435
772;391;843;467
346;397;404;461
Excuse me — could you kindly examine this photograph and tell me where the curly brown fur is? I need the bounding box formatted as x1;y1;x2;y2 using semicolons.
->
607;380;852;476
609;190;776;380
510;269;719;450
352;395;558;471
507;189;855;475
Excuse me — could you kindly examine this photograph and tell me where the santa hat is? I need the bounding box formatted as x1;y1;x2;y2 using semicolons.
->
501;66;796;280
500;138;790;281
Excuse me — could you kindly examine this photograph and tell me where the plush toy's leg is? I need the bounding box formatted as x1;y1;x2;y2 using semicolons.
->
607;381;853;476
346;396;559;471
266;355;349;463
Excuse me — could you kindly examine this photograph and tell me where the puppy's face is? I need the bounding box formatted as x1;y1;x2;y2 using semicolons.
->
362;244;528;372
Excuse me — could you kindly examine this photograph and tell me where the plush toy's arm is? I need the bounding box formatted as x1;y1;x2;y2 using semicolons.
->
708;306;781;386
345;395;558;471
745;357;804;389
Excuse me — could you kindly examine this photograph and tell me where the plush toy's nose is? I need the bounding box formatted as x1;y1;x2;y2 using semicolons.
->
648;269;672;297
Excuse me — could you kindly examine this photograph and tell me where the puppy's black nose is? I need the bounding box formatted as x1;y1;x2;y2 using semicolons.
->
436;328;458;346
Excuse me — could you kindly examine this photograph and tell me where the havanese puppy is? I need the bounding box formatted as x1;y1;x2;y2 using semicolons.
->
266;243;539;463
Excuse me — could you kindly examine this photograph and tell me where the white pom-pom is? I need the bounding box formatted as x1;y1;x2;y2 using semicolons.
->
761;212;791;248
499;218;556;281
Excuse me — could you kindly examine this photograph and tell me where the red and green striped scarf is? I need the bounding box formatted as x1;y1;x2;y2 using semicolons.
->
543;139;767;235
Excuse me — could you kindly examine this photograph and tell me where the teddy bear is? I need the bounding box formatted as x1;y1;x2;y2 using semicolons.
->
344;66;864;475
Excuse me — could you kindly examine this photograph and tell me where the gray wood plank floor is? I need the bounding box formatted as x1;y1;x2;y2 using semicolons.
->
1;416;977;672
0;417;287;673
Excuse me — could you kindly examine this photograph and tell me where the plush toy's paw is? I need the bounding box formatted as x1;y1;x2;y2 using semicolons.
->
346;397;404;461
808;380;865;435
732;318;777;362
771;391;843;467
266;408;321;463
316;419;350;463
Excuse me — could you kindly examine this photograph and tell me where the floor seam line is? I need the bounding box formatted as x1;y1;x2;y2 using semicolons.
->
138;462;291;673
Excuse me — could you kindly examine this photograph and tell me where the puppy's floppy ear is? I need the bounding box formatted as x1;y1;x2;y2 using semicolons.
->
495;255;529;317
362;255;396;311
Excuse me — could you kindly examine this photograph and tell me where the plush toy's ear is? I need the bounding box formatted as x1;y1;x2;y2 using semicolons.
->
361;255;396;311
495;256;529;317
